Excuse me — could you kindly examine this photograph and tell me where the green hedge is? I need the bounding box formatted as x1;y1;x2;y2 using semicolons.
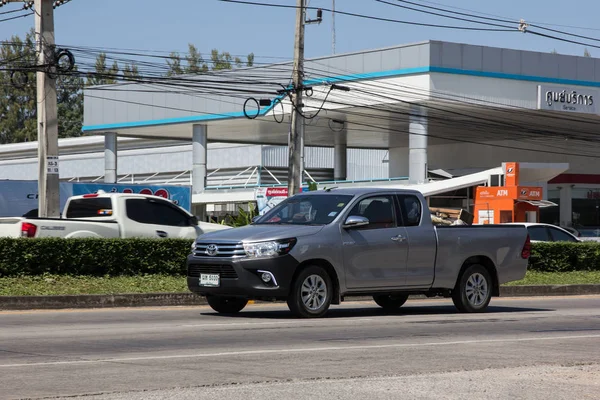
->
529;241;600;272
0;238;193;277
1;238;599;277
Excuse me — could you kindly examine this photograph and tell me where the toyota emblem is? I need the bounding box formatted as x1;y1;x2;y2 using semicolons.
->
206;244;219;256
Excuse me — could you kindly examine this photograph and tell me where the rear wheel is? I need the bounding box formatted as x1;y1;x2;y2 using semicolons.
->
373;294;409;311
287;266;333;318
206;295;248;314
452;264;492;313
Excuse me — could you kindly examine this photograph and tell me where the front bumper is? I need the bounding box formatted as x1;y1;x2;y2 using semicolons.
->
186;254;299;299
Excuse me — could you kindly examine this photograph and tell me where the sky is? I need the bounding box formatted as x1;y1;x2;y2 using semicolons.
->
1;0;599;65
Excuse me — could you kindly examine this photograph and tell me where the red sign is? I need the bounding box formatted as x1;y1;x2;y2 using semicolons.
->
123;187;170;199
266;188;288;197
587;190;600;199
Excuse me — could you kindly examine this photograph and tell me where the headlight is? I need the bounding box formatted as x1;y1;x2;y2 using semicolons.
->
243;238;297;258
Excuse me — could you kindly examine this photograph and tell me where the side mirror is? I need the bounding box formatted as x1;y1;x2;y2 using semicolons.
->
189;216;199;226
343;215;369;228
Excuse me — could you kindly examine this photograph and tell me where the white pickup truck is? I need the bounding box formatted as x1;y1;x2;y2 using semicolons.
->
0;191;229;239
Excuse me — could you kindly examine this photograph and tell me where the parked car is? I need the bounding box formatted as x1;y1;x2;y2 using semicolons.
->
187;188;530;318
506;223;581;243
0;191;230;239
561;226;580;237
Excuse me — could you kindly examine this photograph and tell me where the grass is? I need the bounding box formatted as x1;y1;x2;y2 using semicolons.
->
0;271;599;296
503;271;600;286
0;274;187;296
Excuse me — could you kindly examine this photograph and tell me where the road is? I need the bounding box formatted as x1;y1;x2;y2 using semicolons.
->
1;296;599;400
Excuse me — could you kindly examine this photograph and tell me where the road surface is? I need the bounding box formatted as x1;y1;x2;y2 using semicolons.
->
1;296;599;399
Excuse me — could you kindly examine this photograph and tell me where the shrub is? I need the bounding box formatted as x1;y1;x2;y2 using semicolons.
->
1;238;599;278
0;238;193;277
529;241;600;272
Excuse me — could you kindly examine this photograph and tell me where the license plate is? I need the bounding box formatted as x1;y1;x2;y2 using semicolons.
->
200;273;220;287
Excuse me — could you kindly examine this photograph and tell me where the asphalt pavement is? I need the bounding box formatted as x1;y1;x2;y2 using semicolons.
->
1;296;599;400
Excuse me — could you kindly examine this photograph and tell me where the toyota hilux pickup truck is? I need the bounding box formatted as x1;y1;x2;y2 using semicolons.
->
0;191;229;239
187;188;530;318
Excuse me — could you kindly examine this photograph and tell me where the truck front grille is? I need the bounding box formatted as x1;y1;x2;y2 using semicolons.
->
194;242;245;258
188;264;238;279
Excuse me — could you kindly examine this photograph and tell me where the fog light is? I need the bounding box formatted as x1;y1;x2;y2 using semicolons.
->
261;272;272;283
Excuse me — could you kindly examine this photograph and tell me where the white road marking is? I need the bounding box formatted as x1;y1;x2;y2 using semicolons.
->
1;334;599;369
179;318;375;328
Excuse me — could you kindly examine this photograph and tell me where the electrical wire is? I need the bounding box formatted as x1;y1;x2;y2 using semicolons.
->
83;81;600;160
217;0;515;31
0;11;32;23
384;0;600;49
375;0;515;30
6;35;600;157
417;0;600;32
0;7;28;16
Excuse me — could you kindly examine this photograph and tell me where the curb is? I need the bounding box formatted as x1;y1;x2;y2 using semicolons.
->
499;284;600;297
1;285;599;311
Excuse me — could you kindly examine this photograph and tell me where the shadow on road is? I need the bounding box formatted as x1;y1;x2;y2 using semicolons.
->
200;303;554;320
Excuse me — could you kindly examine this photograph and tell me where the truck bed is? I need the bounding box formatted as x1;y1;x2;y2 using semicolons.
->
433;224;529;289
0;217;120;238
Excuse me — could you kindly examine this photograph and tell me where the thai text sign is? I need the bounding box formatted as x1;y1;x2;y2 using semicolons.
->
537;84;598;114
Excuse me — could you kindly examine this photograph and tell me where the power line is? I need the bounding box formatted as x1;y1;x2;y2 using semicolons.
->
217;0;515;31
0;10;32;22
85;91;600;160
6;32;600;154
526;30;600;51
375;0;515;30
384;0;600;48
0;6;27;15
418;0;600;32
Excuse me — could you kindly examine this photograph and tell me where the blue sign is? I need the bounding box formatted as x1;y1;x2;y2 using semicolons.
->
0;180;74;217
71;183;191;211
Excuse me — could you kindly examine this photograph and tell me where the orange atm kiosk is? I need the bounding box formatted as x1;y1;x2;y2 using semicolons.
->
473;162;544;225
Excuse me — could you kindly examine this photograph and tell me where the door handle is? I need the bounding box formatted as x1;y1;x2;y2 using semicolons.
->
156;230;168;238
391;234;406;242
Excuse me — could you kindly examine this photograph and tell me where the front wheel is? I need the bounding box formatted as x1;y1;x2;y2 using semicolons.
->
287;266;333;318
206;295;248;314
452;264;492;313
373;294;409;311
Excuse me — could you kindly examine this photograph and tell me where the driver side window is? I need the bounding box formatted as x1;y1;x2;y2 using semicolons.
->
348;196;396;230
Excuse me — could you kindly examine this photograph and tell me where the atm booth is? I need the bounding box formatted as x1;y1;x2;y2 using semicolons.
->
473;162;557;224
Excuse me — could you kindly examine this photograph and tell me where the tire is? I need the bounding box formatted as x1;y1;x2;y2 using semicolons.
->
287;266;333;318
373;294;409;311
206;295;248;314
452;264;492;313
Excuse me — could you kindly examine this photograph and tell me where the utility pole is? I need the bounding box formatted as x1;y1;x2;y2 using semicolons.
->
332;0;336;54
35;0;60;217
288;0;306;196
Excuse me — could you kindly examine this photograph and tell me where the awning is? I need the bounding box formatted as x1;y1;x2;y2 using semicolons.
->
517;200;558;208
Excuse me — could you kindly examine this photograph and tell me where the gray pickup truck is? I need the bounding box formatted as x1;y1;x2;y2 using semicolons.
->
187;188;530;318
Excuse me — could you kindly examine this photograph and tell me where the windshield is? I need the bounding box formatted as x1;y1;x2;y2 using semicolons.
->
255;194;354;225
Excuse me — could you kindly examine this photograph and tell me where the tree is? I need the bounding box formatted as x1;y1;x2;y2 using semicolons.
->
551;49;558;54
584;48;592;57
0;28;85;144
166;51;183;76
185;44;208;74
123;63;140;79
246;53;255;67
86;52;119;86
221;203;258;227
166;44;254;75
0;29;256;143
57;66;84;139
